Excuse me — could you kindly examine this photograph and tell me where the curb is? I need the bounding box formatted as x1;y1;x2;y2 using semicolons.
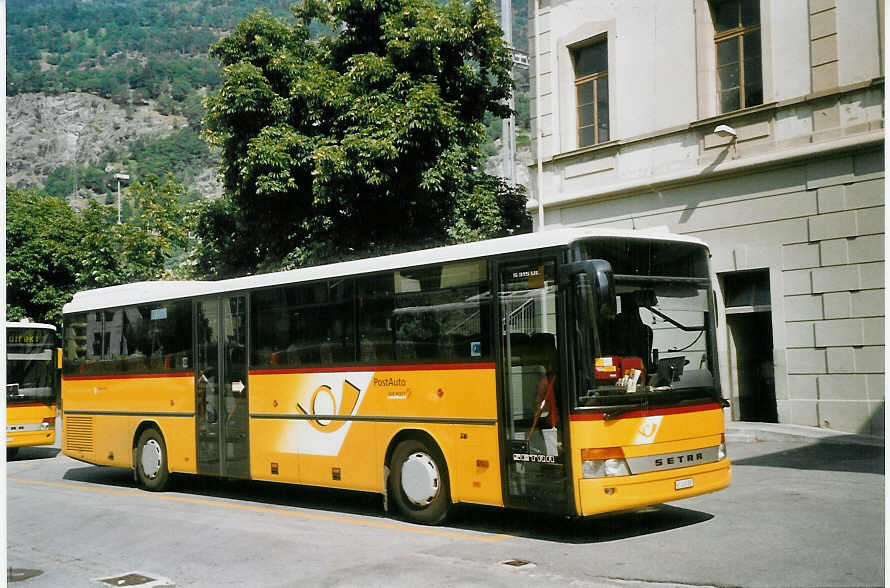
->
725;422;884;447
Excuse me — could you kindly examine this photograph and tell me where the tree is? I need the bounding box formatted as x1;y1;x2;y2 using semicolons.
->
6;188;84;325
118;173;190;280
77;174;189;286
199;0;529;278
6;177;190;326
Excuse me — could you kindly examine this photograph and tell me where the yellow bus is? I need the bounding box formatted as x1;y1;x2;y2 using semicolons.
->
62;228;730;523
7;322;59;459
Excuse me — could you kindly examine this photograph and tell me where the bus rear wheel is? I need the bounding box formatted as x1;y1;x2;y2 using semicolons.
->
135;428;170;491
390;439;450;525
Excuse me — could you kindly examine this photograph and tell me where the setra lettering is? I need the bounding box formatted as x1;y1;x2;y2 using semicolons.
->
654;452;705;468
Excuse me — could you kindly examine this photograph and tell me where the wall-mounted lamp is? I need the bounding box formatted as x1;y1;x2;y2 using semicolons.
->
714;124;737;139
713;124;738;159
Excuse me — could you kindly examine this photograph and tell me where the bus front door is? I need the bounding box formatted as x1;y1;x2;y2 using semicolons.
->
195;296;250;479
497;258;569;512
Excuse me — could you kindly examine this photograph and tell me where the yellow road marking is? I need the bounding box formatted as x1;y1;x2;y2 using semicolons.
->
8;477;509;543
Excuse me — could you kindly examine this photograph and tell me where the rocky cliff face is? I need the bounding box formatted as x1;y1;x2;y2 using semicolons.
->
6;92;222;199
7;92;521;204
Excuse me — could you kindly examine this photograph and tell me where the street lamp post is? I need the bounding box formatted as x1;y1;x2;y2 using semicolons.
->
114;173;130;224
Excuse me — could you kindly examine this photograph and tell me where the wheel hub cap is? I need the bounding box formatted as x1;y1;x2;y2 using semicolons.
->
141;439;162;479
401;452;440;506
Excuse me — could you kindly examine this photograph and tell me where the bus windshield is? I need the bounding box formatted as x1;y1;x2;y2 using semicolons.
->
7;328;57;404
574;238;720;411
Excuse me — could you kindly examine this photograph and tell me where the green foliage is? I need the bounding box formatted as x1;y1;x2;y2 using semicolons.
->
44;163;111;198
124;129;216;198
7;0;292;116
448;173;531;243
44;129;216;204
6;177;190;326
199;0;529;277
6;188;85;326
12;0;528;206
120;174;190;278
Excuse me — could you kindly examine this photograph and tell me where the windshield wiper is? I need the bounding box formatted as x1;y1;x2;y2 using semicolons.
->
644;306;703;332
603;399;648;420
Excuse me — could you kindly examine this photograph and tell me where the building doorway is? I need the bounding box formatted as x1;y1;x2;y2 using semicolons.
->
722;270;778;423
726;312;777;422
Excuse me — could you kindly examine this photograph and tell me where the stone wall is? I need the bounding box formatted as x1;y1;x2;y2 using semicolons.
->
547;147;884;435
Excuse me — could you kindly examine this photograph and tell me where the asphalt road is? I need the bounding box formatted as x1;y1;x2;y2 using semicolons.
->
5;433;884;587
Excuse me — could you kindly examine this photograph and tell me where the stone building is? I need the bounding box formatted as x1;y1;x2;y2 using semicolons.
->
526;0;884;435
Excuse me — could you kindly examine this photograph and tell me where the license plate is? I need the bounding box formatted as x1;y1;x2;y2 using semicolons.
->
675;478;694;490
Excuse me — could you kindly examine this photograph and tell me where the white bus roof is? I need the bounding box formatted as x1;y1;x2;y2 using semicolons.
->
63;227;708;314
7;322;57;331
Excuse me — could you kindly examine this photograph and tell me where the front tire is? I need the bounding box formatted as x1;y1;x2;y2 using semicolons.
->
390;439;450;525
135;428;170;491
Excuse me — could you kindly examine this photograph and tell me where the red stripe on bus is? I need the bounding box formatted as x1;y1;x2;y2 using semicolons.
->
7;402;56;408
63;372;193;381
250;362;497;376
570;403;725;421
63;364;497;381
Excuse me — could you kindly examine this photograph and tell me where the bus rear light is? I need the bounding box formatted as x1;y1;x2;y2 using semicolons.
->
41;417;55;429
581;448;630;479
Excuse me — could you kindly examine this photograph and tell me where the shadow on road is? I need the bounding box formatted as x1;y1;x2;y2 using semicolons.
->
8;447;61;461
447;503;714;543
732;441;884;475
63;464;136;487
61;463;713;543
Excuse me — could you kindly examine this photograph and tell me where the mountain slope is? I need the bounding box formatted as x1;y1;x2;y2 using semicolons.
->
6;92;222;204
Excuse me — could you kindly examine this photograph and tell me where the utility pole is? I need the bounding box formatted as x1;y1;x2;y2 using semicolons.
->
499;1;528;187
501;0;516;185
72;132;78;200
532;0;544;230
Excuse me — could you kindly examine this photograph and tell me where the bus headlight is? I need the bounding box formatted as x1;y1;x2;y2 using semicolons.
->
581;448;630;479
603;458;631;477
717;434;727;461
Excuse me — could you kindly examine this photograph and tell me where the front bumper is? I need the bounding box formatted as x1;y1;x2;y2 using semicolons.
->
577;458;731;516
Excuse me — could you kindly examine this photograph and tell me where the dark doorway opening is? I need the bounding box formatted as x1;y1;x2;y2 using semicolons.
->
727;312;777;422
722;269;777;423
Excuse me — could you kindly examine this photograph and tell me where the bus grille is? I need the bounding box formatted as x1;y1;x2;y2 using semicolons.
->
65;416;94;452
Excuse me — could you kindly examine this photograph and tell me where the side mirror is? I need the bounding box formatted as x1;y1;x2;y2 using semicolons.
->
559;259;616;319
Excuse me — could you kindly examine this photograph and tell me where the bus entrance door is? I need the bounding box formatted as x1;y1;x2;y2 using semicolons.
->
195;296;250;479
497;259;569;512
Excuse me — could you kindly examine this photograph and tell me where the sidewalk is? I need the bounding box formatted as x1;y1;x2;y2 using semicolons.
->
725;421;884;447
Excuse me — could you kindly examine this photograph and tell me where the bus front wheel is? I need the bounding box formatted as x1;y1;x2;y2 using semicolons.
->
390;439;450;525
135;428;170;492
